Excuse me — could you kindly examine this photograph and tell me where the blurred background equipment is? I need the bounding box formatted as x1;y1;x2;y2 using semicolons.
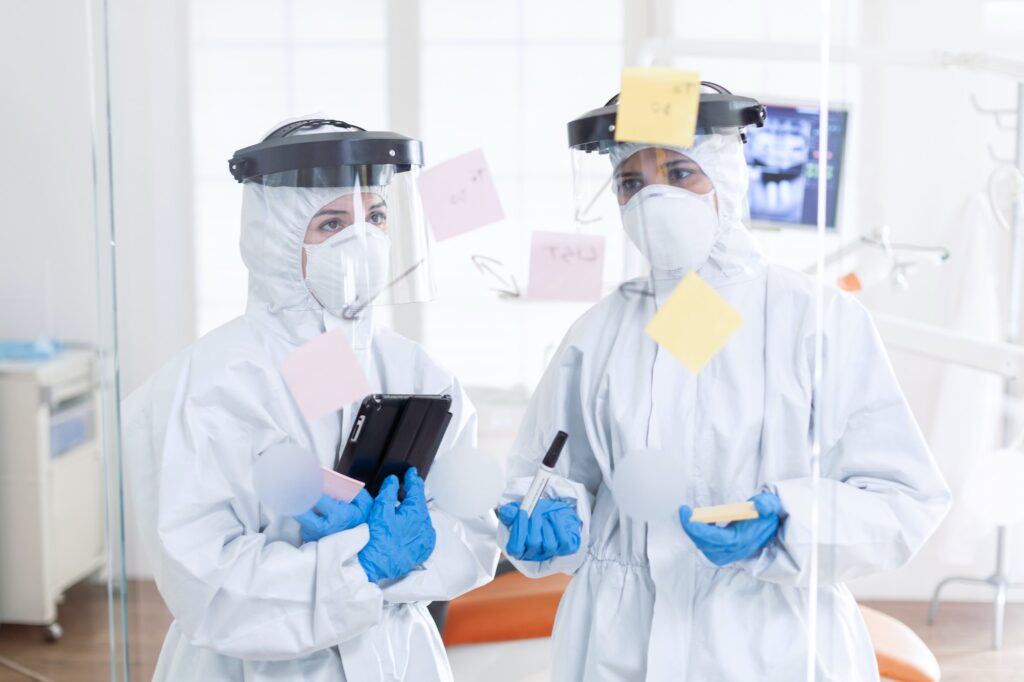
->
0;348;105;642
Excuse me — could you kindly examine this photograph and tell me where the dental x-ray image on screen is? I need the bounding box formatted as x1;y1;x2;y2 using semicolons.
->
744;103;848;229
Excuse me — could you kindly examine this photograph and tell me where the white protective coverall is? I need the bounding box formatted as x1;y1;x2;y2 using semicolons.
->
499;134;952;681
122;181;498;681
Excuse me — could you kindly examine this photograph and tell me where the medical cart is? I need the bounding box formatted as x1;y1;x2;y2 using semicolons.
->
0;350;105;641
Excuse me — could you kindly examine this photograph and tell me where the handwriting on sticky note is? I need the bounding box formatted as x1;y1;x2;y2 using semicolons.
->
417;149;505;241
449;168;486;205
526;232;605;302
645;272;744;374
322;467;365;503
615;68;701;148
281;328;372;423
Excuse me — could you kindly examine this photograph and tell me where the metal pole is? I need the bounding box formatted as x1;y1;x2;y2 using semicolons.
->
989;81;1022;651
1006;84;1024;347
996;82;1024;649
386;0;425;344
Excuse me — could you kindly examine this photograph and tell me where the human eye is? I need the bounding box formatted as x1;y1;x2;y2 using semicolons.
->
317;219;342;233
616;177;644;193
668;167;693;183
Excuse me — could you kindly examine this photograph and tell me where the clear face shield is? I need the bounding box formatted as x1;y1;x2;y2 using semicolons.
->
571;141;721;274
567;86;766;278
281;165;432;316
231;120;434;317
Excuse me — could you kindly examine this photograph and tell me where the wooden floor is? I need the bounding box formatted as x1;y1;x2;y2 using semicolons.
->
0;582;170;682
865;600;1024;682
1;581;1022;681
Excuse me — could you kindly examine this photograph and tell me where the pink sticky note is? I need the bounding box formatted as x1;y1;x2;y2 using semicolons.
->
417;149;505;241
322;467;365;503
281;328;372;423
526;232;606;302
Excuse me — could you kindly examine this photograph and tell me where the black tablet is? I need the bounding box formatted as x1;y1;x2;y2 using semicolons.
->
335;394;453;496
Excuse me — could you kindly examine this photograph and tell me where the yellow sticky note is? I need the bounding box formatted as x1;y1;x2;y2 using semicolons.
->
645;273;744;373
615;68;701;148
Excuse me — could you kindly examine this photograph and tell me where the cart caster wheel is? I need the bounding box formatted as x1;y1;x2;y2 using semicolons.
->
44;622;63;642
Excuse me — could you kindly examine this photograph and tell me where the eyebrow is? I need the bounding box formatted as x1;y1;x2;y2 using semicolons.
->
665;159;700;168
312;201;387;220
312;208;350;219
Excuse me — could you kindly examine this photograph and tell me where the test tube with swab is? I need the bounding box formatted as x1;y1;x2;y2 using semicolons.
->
521;431;569;516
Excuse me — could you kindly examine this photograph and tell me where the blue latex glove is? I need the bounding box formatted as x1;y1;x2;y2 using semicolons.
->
358;468;437;583
498;498;582;562
678;492;782;566
294;490;373;543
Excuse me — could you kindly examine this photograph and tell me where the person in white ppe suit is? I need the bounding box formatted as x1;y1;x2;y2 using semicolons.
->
122;118;498;681
497;84;952;680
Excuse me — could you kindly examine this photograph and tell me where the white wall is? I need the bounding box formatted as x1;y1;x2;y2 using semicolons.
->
109;0;196;397
0;0;195;579
0;0;193;401
0;0;100;344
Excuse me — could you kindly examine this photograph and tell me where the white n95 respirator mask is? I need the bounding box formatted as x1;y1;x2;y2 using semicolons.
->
621;185;720;273
304;223;391;312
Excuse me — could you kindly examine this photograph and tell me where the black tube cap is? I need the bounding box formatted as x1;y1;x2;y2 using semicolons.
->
543;431;569;468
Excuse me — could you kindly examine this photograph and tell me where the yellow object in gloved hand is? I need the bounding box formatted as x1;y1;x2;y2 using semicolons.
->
679;493;782;566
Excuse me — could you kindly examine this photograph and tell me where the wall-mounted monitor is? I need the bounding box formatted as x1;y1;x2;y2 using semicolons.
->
744;102;849;229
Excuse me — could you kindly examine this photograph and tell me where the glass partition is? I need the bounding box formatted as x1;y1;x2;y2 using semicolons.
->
0;0;131;678
3;1;1014;680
